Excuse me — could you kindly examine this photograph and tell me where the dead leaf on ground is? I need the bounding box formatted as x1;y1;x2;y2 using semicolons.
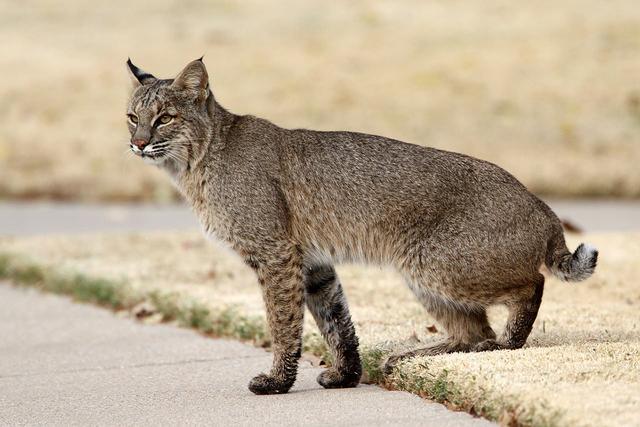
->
561;218;583;234
132;301;156;319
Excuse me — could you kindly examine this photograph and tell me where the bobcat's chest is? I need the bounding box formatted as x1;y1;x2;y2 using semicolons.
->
178;172;234;246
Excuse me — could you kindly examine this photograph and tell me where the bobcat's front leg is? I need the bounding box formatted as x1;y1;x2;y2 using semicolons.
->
248;244;305;395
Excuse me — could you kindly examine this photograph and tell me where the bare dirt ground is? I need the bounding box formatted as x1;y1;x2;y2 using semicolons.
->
1;0;640;201
1;229;638;426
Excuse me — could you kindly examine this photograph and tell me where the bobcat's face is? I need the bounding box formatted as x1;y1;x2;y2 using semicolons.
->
125;59;211;170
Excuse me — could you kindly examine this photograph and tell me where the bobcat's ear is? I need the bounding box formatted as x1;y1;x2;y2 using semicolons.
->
126;58;157;87
172;58;209;96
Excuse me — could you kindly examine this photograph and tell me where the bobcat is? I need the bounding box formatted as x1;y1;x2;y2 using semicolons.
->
125;58;598;395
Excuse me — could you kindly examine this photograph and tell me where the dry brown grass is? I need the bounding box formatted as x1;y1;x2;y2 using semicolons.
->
1;0;640;201
1;230;638;426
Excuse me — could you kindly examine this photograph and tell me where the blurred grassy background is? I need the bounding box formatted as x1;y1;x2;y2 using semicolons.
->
1;0;639;201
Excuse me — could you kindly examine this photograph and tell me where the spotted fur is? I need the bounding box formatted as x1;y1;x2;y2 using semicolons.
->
125;59;598;394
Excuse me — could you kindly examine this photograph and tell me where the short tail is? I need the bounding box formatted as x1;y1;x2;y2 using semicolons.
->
546;240;598;282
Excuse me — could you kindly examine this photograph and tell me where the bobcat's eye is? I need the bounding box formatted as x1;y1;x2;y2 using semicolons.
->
127;114;138;125
156;114;173;126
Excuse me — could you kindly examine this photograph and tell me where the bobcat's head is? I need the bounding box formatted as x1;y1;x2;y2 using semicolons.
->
125;59;212;170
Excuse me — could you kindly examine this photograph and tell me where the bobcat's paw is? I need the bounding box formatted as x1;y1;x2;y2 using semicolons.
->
317;367;361;389
472;339;504;352
248;373;292;395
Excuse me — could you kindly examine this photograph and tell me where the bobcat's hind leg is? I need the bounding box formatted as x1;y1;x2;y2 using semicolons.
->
383;299;495;375
473;274;544;352
304;264;362;388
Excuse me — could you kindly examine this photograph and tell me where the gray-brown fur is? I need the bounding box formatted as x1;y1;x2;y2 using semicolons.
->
125;59;598;394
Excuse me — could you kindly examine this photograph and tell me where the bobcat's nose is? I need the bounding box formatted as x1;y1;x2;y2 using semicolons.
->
131;138;149;150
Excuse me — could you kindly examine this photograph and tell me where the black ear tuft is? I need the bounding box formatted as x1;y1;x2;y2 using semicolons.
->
126;59;157;86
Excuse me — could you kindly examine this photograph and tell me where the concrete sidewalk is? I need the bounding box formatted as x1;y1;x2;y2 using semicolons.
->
0;283;491;426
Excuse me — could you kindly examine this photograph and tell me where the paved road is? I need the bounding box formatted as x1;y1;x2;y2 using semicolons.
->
546;199;640;232
0;202;196;236
0;284;491;426
0;200;638;236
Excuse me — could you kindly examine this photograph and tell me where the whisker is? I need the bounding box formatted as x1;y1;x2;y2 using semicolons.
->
170;149;189;161
165;152;185;165
168;152;189;164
